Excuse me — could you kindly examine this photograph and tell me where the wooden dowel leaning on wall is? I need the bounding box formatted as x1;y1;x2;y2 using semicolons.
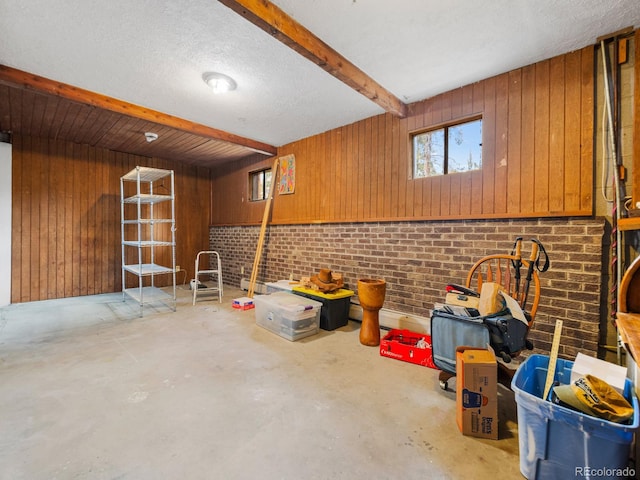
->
248;157;280;298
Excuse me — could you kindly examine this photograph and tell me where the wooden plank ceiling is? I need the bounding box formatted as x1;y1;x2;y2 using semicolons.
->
0;69;276;168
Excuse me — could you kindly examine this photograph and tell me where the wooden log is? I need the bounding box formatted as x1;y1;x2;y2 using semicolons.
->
248;157;279;297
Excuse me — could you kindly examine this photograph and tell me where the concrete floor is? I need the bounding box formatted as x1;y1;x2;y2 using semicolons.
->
0;285;522;480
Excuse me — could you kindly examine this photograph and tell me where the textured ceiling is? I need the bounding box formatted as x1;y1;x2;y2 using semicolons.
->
0;0;638;150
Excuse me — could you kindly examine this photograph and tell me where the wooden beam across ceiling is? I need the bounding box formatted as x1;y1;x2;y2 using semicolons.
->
218;0;408;118
0;64;277;156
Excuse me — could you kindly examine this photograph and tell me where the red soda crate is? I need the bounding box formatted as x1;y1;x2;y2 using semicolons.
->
380;329;437;369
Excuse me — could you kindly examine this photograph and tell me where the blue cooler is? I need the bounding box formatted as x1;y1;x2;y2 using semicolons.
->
511;354;638;479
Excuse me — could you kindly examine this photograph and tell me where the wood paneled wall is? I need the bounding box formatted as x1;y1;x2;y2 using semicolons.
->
11;135;212;303
210;153;277;226
211;46;594;225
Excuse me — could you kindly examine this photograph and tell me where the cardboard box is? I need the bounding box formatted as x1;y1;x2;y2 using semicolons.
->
445;292;480;310
232;296;255;310
456;346;498;439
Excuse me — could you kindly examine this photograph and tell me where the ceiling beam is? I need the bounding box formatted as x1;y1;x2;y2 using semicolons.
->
218;0;408;118
0;64;277;156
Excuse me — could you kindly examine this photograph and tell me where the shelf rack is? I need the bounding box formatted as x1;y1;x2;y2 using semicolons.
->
120;166;176;316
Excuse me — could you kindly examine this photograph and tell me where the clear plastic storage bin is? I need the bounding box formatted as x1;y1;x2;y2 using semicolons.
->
254;292;322;341
265;280;294;293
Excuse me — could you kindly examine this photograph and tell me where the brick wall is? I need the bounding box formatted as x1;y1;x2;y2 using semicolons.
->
211;217;606;359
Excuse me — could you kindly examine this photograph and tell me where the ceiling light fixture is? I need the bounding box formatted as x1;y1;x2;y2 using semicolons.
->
202;72;237;94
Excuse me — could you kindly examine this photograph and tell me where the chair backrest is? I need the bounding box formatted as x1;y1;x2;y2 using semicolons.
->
465;253;540;326
620;255;640;313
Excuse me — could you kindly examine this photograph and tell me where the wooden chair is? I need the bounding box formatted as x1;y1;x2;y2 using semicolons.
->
466;253;541;326
619;255;640;314
438;252;541;390
616;256;640;362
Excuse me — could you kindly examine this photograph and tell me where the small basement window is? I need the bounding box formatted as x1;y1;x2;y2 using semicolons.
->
412;118;482;178
249;168;272;201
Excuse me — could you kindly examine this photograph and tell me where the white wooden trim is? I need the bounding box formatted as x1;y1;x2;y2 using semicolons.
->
0;142;12;306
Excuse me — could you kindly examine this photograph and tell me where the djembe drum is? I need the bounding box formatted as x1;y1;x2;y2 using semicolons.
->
357;278;386;346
